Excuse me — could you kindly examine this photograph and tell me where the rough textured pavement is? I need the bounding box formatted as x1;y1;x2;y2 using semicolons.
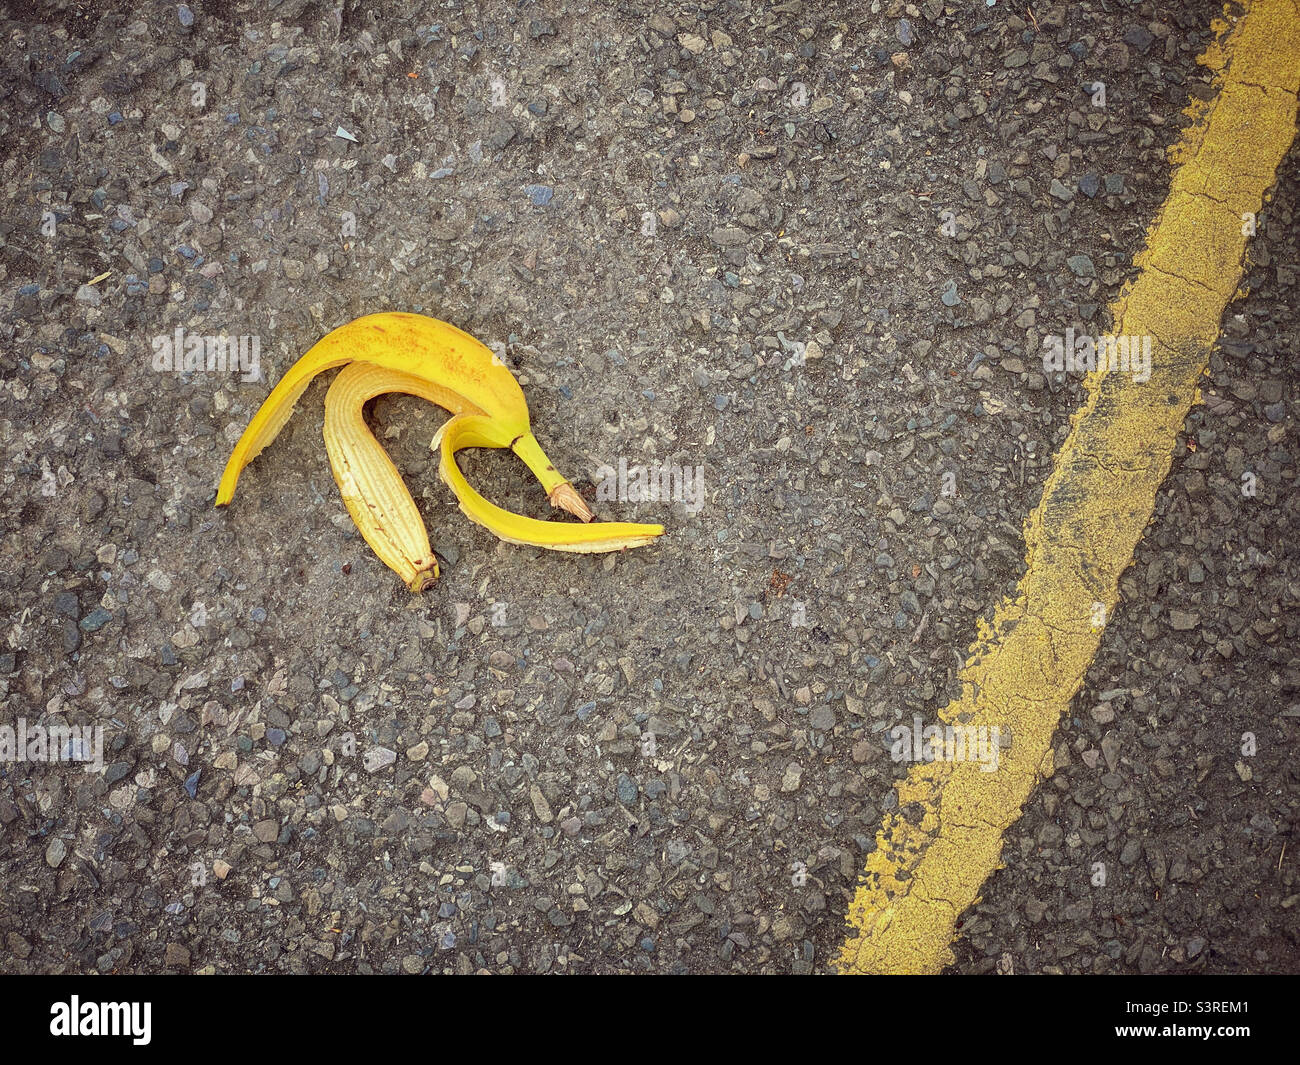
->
1;0;1296;974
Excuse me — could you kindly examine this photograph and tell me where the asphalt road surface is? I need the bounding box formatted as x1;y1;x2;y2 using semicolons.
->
0;0;1296;975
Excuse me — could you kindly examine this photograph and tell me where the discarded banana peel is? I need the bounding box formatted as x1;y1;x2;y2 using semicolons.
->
216;312;663;590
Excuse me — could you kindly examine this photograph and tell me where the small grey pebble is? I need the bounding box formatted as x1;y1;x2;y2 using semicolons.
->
616;773;637;804
1067;254;1096;278
80;607;113;632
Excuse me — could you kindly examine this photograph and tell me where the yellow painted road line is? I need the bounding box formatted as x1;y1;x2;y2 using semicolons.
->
838;0;1300;975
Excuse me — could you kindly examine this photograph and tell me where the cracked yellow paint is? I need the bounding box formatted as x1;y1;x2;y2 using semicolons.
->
838;0;1300;975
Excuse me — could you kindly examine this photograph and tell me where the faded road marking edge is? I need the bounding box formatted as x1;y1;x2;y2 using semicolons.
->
837;0;1300;975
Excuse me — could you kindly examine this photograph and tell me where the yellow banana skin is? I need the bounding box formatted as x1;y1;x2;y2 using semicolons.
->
217;312;512;506
435;415;664;553
324;363;447;593
216;312;664;589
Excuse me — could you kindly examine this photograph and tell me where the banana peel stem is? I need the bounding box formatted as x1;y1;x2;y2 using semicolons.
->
548;482;594;522
509;431;594;521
